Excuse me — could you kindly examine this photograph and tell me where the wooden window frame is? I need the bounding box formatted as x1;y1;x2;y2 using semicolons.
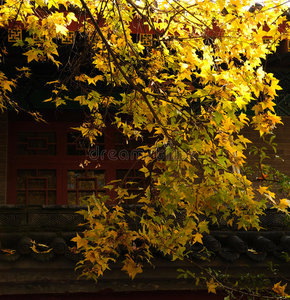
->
7;118;143;205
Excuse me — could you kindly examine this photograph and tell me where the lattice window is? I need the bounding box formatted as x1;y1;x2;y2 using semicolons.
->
16;169;57;205
17;132;56;155
9;117;147;205
67;133;105;156
67;169;106;204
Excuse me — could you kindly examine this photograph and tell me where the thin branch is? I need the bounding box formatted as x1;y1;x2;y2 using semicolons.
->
80;0;169;138
12;0;24;28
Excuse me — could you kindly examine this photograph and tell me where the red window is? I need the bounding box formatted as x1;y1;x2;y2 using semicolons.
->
7;115;145;205
67;169;106;204
17;169;57;205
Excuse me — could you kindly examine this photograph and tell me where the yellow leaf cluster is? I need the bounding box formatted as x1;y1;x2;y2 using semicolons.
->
1;0;290;290
272;281;289;297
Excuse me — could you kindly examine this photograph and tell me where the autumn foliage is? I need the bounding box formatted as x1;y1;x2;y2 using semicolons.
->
1;0;290;296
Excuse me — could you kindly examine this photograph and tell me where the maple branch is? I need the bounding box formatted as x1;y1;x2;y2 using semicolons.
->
12;0;24;28
80;0;170;138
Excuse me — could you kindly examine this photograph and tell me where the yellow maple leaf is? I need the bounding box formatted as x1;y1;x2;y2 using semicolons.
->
272;281;288;297
2;80;14;92
237;135;252;146
278;199;290;211
71;233;88;249
121;255;143;279
198;220;209;234
31;244;52;253
239;113;249;125
23;49;41;63
193;232;203;244
207;278;219;294
257;186;268;195
55;24;68;35
1;249;16;255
